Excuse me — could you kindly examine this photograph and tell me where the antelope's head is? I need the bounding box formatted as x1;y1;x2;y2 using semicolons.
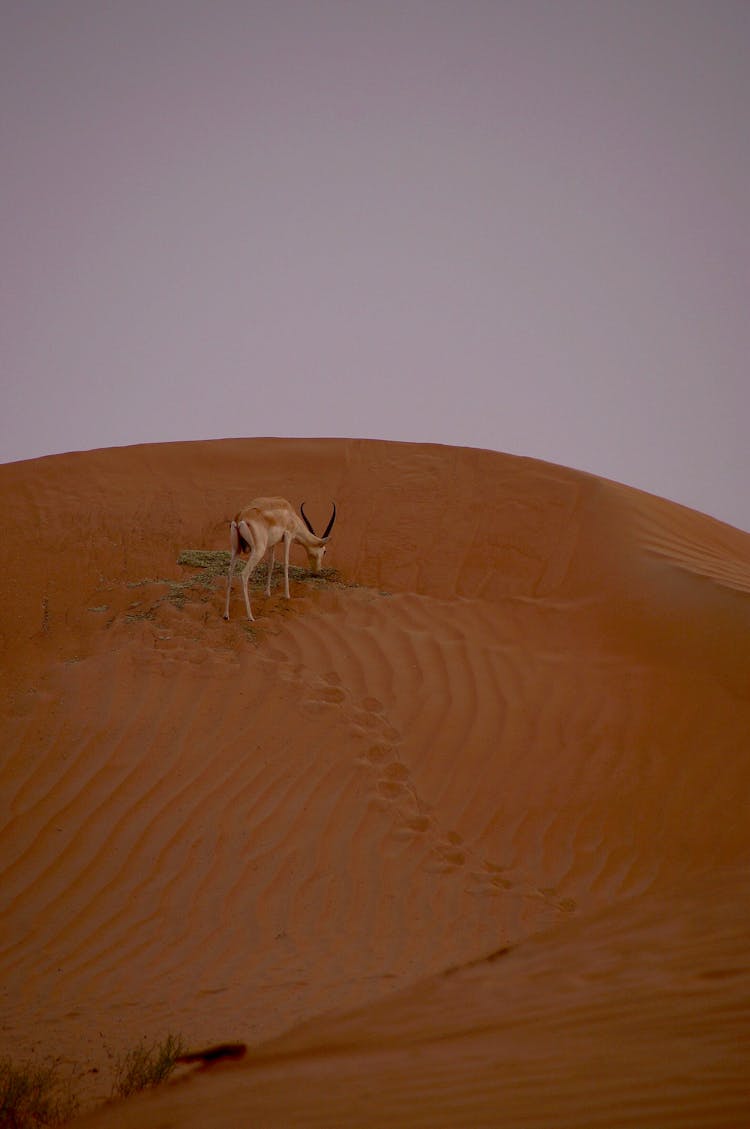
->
300;502;337;572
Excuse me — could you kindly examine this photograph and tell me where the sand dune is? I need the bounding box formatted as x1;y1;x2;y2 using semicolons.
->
1;438;749;1126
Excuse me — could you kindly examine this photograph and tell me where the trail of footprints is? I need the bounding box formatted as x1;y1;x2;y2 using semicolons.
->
260;650;462;863
258;648;573;917
320;676;478;877
118;581;575;921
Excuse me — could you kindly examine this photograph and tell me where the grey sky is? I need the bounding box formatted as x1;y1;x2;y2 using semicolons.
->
2;1;748;529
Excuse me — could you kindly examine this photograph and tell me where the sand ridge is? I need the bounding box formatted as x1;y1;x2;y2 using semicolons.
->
1;437;749;1126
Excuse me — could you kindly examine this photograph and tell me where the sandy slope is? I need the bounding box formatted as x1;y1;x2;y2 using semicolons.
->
1;438;749;1127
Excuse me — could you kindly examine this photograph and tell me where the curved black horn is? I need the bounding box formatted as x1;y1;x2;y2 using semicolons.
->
322;502;337;539
299;502;317;536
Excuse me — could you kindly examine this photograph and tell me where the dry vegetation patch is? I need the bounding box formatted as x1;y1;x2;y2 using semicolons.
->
0;1057;79;1128
177;549;345;589
0;1035;189;1127
110;1033;186;1100
93;550;358;638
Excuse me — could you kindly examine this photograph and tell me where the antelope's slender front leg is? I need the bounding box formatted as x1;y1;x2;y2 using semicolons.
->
283;531;292;598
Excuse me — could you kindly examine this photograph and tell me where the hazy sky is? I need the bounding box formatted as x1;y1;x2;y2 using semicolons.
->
2;1;748;529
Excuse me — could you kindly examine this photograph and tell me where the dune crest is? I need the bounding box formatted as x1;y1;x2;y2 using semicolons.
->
1;438;749;1127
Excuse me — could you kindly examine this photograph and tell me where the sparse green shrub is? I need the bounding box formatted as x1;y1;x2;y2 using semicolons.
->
177;548;343;587
0;1056;78;1128
111;1033;186;1099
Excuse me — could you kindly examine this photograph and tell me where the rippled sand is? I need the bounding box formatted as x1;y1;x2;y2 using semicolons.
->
1;438;749;1127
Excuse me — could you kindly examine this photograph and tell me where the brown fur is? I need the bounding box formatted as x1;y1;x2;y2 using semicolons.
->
224;497;336;622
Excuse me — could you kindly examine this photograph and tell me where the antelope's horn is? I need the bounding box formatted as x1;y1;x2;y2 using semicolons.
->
322;502;337;539
300;502;317;536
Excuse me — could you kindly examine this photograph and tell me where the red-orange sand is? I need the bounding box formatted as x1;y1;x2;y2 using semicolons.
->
1;438;749;1127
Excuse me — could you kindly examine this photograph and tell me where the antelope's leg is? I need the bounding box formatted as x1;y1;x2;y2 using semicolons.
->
239;521;263;622
224;521;240;620
283;532;292;598
265;546;275;596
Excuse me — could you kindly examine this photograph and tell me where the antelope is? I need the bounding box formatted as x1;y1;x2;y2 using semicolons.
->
223;497;337;622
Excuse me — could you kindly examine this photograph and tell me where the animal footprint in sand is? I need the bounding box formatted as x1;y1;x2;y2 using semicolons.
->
427;831;468;871
302;681;347;714
363;743;391;764
316;685;347;704
467;860;515;895
376;762;411;799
